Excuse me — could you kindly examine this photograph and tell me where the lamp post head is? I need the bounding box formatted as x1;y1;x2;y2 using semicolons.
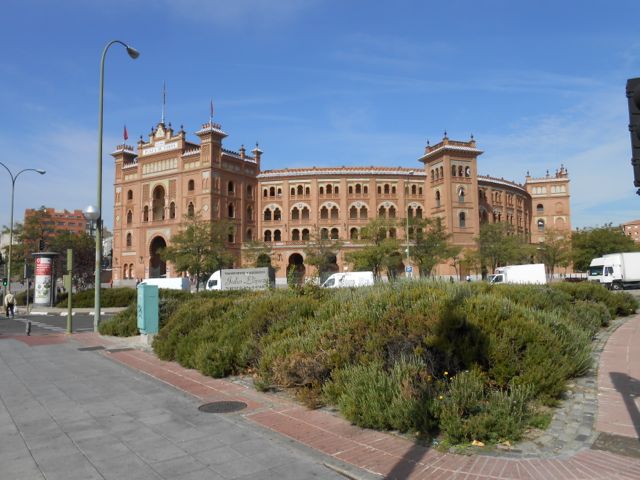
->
36;169;46;175
83;205;100;221
126;46;140;59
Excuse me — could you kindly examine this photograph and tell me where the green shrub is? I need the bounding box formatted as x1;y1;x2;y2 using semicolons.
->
98;305;137;336
552;282;638;317
324;356;437;433
54;288;137;308
435;369;533;444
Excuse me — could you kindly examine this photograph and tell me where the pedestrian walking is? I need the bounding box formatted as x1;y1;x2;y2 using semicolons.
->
465;274;471;282
4;291;15;317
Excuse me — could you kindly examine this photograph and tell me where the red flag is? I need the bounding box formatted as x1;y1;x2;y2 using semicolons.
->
123;125;128;141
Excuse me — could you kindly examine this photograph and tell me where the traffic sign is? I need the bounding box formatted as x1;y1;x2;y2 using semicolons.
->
405;266;413;273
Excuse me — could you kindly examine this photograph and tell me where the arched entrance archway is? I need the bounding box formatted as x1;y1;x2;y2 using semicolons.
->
152;185;166;221
287;253;305;285
149;236;167;278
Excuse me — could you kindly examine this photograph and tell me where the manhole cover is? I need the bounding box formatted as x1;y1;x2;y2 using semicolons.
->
78;346;105;351
198;401;247;413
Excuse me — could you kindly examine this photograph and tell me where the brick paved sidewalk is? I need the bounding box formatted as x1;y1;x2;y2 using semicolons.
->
60;314;640;480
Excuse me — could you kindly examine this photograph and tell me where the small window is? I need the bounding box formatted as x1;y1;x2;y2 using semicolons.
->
264;209;272;221
126;232;132;247
435;191;441;208
264;230;272;242
143;206;149;222
188;179;195;191
459;212;466;228
127;210;132;225
274;230;281;241
537;219;545;231
228;204;234;218
274;208;281;221
246;229;253;241
292;229;300;241
330;228;339;240
291;207;300;220
127;190;133;201
169;202;176;219
187;202;195;217
247;185;253;197
302;228;310;241
297;185;304;195
536;203;544;214
228;181;234;193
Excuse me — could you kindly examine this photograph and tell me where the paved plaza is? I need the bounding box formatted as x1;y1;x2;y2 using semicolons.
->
2;310;640;479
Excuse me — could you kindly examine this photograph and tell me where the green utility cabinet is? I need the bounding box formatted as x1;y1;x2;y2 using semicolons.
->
137;284;159;334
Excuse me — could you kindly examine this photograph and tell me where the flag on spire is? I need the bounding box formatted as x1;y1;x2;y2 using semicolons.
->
210;98;214;121
123;125;128;141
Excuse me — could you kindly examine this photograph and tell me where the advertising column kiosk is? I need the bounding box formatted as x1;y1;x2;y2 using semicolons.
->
32;252;59;306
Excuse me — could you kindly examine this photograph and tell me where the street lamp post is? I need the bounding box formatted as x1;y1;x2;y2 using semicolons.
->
0;162;46;293
93;40;139;332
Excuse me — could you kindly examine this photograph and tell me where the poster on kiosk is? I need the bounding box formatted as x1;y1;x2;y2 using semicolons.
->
33;254;54;305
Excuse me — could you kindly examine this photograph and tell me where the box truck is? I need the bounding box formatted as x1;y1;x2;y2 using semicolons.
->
206;267;275;291
588;252;640;290
139;277;191;291
321;271;375;288
488;264;547;285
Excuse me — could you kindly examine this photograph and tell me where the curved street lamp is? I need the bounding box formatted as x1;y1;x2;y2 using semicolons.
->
0;162;46;293
93;40;139;332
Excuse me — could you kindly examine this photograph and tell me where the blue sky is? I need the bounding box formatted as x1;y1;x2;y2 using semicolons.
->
1;0;639;231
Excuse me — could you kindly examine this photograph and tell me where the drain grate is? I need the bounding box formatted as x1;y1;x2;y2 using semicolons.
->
107;348;134;353
198;401;247;414
77;346;105;351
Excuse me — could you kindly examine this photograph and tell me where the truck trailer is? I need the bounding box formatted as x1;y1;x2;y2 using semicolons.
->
206;267;275;291
588;252;640;290
320;271;375;288
488;264;547;285
139;277;191;291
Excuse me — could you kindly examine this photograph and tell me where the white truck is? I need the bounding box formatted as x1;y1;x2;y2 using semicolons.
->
206;267;275;291
488;264;547;285
588;252;640;290
139;277;191;291
321;271;375;288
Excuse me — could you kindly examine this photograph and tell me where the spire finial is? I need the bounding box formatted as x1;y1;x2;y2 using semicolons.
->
470;133;474;140
443;130;448;138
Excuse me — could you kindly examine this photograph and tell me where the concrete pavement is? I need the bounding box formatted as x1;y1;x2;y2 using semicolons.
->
2;311;640;479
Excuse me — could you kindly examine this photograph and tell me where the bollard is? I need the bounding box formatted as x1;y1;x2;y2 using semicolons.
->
25;320;31;336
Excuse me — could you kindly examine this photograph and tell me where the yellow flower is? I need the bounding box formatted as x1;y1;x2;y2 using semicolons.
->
438;395;444;400
444;371;448;376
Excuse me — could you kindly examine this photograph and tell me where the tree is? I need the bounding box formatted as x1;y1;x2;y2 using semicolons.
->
411;217;460;277
304;232;342;283
571;224;640;271
457;248;481;280
48;231;95;289
160;214;235;291
242;240;273;268
345;218;401;280
536;228;571;278
476;223;534;275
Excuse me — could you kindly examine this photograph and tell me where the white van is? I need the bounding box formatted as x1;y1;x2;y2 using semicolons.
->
321;272;375;288
139;277;191;291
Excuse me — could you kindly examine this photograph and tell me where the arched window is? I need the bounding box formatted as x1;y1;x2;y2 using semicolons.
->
388;206;396;218
458;187;465;203
228;203;234;218
127;190;133;200
407;207;413;219
319;186;325;195
290;187;296;196
377;185;382;194
247;185;253;197
152;186;165;221
335;186;339;194
188;179;195;191
536;203;544;214
269;186;275;197
360;206;368;219
326;184;333;194
292;229;300;241
330;206;339;219
264;230;272;242
384;184;390;194
458;166;463;177
277;187;282;196
465;166;471;177
431;170;435;181
415;206;423;219
297;185;304;195
228;228;235;243
451;165;457;177
246;229;253;241
291;207;300;220
143;205;149;222
363;185;368;194
355;184;362;194
123;265;129;279
169;202;176;219
274;230;281;241
264;209;272;221
247;206;253;220
459;212;466;228
126;210;132;225
537;219;545;231
378;206;386;217
350;228;358;240
391;186;396;194
411;185;417;195
126;232;132;247
320;206;329;219
274;208;281;221
228;181;234;193
302;207;310;220
330;228;339;240
305;186;310;195
263;188;268;198
389;228;396;238
187;202;195;217
302;228;310;241
350;206;358;219
348;185;353;194
418;187;422;195
435;191;441;208
321;228;329;240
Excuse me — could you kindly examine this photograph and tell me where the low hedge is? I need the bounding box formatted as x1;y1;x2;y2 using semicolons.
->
107;280;638;445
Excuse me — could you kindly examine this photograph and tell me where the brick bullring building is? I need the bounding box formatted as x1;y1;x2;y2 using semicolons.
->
111;118;570;285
